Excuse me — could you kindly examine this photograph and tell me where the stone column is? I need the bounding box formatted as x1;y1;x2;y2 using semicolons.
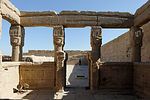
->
9;25;25;61
90;26;102;89
0;14;2;39
53;26;66;92
130;26;143;62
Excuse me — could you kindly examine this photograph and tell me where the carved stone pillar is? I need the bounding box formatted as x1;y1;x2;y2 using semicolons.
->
9;25;25;61
130;26;143;62
0;14;2;39
53;26;66;92
90;26;102;89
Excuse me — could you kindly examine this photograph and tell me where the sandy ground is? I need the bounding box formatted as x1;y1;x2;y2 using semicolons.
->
1;88;139;100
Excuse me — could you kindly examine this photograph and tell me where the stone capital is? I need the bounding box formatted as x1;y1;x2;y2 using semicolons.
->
130;26;143;47
9;25;25;46
91;26;102;48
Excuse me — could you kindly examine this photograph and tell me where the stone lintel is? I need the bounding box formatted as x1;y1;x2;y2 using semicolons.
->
60;11;133;18
20;11;57;17
134;6;150;27
1;0;20;24
134;1;150;17
20;15;133;28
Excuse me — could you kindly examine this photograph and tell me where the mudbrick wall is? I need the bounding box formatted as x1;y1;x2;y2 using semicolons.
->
19;62;55;90
101;21;150;62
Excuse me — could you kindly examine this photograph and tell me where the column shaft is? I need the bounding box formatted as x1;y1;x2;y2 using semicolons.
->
9;25;25;61
0;14;2;39
53;26;66;91
90;26;102;89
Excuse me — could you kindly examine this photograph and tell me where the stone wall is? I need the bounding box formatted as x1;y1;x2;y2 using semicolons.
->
24;50;88;58
101;21;150;62
0;63;20;98
141;22;150;62
99;62;133;89
101;31;132;62
19;62;55;90
134;63;150;99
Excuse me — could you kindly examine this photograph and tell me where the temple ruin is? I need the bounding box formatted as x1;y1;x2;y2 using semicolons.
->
0;0;150;99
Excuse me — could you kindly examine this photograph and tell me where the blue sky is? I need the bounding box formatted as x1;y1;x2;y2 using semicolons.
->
0;0;148;55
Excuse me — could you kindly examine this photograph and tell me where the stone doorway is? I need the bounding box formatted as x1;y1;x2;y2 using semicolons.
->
65;52;89;88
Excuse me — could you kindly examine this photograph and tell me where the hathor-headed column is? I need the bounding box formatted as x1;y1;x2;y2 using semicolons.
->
90;26;102;89
53;26;66;92
130;26;143;62
9;25;25;61
0;14;2;39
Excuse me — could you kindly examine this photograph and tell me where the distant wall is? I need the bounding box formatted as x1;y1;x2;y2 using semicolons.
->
24;50;88;58
19;62;55;90
99;62;133;89
134;63;150;99
101;21;150;62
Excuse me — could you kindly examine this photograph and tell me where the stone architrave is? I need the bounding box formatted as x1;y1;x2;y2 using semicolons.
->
130;26;143;62
9;25;25;61
90;26;102;89
53;26;66;92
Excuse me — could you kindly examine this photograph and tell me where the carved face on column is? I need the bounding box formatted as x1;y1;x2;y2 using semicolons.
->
135;29;143;46
9;25;25;46
91;26;102;48
53;26;65;51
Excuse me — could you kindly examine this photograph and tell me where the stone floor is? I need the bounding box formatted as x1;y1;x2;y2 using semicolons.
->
2;88;140;100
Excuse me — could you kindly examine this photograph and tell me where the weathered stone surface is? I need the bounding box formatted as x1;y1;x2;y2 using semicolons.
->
141;21;150;62
0;14;2;39
101;31;132;62
134;63;150;99
135;1;150;17
53;26;66;91
99;62;133;89
59;11;80;15
19;62;55;89
101;21;150;62
134;6;150;27
97;12;133;18
98;16;133;28
9;25;25;61
130;26;143;62
1;0;20;24
90;26;102;89
0;64;19;98
20;11;57;17
20;12;133;28
134;1;150;26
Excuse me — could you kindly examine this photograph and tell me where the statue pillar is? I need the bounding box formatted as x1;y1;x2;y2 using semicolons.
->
0;14;2;39
90;26;102;89
130;26;143;62
53;26;66;92
9;25;25;61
